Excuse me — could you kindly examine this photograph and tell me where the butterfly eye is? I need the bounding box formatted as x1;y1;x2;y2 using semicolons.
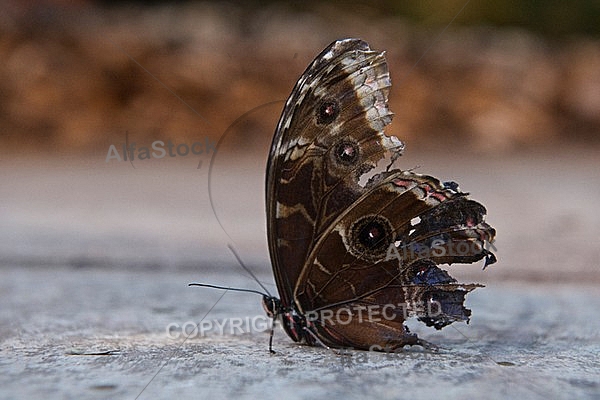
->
334;140;359;165
349;215;394;261
316;99;340;124
262;296;280;318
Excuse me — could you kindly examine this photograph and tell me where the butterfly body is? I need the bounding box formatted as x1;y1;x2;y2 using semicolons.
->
265;39;495;351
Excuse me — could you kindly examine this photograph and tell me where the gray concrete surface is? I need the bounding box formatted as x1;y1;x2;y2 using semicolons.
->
1;148;599;399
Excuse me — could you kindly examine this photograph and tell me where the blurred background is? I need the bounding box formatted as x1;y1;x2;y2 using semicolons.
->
1;0;599;283
2;0;600;153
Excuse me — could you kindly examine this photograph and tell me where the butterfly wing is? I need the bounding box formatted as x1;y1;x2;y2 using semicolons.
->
266;39;401;308
295;170;495;349
266;38;496;350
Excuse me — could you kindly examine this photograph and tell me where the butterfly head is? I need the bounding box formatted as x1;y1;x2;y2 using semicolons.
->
261;295;316;345
261;295;282;318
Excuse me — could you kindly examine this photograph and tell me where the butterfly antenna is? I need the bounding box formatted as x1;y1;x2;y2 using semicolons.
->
226;243;272;297
188;283;268;297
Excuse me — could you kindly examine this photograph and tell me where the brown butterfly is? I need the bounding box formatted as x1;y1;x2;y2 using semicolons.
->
261;38;496;352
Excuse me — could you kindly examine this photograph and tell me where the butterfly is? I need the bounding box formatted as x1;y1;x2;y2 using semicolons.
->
192;38;495;352
261;38;496;352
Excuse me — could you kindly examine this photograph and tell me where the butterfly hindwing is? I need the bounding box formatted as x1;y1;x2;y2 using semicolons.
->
293;170;493;349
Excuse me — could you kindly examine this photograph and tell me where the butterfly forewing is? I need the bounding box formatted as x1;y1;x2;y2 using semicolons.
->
266;39;397;309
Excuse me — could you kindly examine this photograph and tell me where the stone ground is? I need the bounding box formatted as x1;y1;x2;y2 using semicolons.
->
1;147;599;399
